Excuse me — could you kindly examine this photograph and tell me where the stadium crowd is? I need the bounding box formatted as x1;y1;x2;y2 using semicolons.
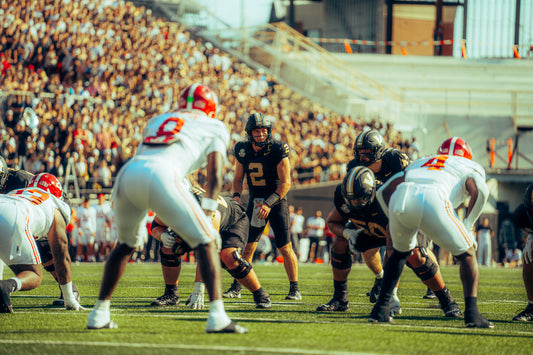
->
0;0;417;194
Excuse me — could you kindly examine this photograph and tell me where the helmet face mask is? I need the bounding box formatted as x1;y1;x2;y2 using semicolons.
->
353;130;386;166
178;84;218;118
341;166;376;210
246;112;272;147
437;137;472;160
28;173;63;199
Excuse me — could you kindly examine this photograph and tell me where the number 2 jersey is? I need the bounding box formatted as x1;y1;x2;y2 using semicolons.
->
6;187;71;240
137;109;230;176
233;140;290;198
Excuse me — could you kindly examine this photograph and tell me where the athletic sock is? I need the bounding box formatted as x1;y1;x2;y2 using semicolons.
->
165;284;178;296
333;280;348;302
290;281;299;292
375;270;384;279
206;300;231;330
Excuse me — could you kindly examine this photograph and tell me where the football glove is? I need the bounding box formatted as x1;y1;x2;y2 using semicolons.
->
186;282;205;309
65;296;85;311
343;228;364;254
523;235;533;265
161;231;175;249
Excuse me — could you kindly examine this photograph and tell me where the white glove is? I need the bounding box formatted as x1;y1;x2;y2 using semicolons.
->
523;235;533;264
60;281;85;310
186;282;205;309
343;228;364;254
161;231;175;249
65;296;85;311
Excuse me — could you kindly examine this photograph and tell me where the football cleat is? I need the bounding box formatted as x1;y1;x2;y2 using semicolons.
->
151;293;179;307
87;308;117;329
367;277;382;303
465;312;494;328
369;303;392;323
285;290;302;301
87;320;118;330
512;304;533;322
440;300;463;318
253;292;272;309
222;287;241;299
423;287;437;300
0;280;14;314
316;298;349;312
205;321;249;334
390;296;402;317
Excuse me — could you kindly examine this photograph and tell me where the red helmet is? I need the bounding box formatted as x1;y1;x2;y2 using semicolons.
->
437;137;472;160
178;84;218;118
28;173;63;198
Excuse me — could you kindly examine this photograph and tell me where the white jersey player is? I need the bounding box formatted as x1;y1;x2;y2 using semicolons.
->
370;137;493;328
94;193;113;260
0;173;83;313
76;196;97;262
87;84;247;334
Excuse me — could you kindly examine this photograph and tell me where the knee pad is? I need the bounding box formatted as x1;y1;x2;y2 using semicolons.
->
407;255;438;281
330;251;352;270
227;250;253;279
160;248;182;267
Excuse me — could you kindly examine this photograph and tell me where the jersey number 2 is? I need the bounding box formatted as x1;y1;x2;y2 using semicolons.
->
249;163;266;186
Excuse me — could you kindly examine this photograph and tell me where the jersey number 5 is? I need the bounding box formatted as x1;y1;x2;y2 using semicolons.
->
143;117;185;145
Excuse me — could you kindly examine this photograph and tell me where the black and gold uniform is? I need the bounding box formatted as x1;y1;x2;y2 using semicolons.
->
347;147;410;186
234;139;291;247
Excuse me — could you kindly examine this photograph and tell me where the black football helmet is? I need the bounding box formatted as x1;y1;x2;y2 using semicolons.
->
525;184;533;212
341;166;376;210
353;129;386;165
245;112;272;147
0;155;9;191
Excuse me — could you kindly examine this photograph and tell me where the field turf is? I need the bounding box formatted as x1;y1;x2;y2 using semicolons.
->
0;262;531;354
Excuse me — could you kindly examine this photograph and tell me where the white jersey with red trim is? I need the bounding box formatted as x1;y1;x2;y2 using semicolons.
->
137;109;230;175
77;205;97;234
404;155;486;208
6;187;71;240
95;202;112;226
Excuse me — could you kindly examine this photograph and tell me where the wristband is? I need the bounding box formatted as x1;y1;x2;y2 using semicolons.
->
232;192;241;198
201;197;219;211
264;192;281;207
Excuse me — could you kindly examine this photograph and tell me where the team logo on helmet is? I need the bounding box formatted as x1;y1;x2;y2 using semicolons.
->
178;84;218;118
437;137;473;160
353;130;386;166
341;166;376;210
28;173;63;199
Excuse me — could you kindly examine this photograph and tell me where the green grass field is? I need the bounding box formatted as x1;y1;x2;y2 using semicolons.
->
1;262;531;354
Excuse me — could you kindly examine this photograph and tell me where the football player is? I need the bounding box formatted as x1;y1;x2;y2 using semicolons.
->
0;173;84;313
370;137;493;328
87;84;247;333
512;183;533;321
150;188;272;309
317;166;461;318
227;112;300;300
0;155;79;306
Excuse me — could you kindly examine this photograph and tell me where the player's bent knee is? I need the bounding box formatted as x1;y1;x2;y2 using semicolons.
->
227;250;253;279
160;248;182;267
407;255;438;281
331;251;352;270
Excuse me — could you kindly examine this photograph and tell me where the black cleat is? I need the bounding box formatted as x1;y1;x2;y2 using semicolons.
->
206;321;249;334
151;293;179;307
512;304;533;322
367;277;382;303
440;300;463;318
253;292;272;309
222;283;241;299
465;312;494;328
369;303;392;323
285;290;302;301
0;280;14;314
423;287;437;299
316;298;349;312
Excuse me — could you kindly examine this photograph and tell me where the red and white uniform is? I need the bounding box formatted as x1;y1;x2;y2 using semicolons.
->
112;109;229;249
381;155;488;255
95;202;113;243
0;187;71;265
76;204;97;245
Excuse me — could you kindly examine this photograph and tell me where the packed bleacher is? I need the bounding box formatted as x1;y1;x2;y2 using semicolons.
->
0;0;416;195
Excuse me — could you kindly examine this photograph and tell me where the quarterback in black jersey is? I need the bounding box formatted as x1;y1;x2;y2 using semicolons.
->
228;112;300;301
0;156;79;306
151;189;272;309
512;184;533;322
